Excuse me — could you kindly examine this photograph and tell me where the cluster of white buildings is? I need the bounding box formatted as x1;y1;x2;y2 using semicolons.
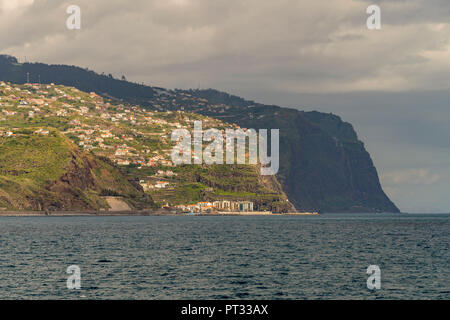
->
140;180;170;191
176;200;254;213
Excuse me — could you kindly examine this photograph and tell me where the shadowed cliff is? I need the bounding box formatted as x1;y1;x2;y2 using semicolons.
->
0;54;400;212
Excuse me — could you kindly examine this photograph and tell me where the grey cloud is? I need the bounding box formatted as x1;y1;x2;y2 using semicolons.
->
2;0;450;93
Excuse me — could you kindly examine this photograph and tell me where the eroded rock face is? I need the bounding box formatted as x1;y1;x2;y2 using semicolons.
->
47;152;96;192
44;151;100;210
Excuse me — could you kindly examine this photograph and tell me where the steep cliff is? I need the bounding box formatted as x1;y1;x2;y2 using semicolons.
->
185;90;399;213
0;55;399;212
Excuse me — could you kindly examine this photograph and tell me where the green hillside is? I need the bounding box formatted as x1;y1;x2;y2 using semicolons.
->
0;130;71;186
0;80;291;212
0;130;150;211
0;54;399;212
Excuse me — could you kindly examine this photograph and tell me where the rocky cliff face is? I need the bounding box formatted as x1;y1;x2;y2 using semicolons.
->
0;55;400;212
184;90;400;213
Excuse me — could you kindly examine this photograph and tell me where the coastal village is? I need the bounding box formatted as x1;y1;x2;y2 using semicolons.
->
0;81;273;213
175;200;254;214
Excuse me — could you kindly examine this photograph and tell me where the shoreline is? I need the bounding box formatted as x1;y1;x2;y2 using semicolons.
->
0;210;316;217
0;210;175;217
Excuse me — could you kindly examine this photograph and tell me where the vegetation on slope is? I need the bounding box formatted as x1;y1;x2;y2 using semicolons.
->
0;131;153;211
0;79;288;211
0;54;400;212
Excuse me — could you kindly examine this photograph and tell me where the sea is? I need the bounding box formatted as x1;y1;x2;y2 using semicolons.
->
0;213;448;300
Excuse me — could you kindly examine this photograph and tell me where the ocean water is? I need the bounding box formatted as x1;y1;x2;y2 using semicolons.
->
0;213;448;300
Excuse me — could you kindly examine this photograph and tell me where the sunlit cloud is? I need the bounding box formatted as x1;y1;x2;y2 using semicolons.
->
381;169;440;186
0;0;34;13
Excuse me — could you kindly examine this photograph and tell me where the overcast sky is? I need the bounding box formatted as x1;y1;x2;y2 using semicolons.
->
1;0;450;212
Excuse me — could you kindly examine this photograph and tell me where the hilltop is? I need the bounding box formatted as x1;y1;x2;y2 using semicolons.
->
0;54;400;212
0;81;292;212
